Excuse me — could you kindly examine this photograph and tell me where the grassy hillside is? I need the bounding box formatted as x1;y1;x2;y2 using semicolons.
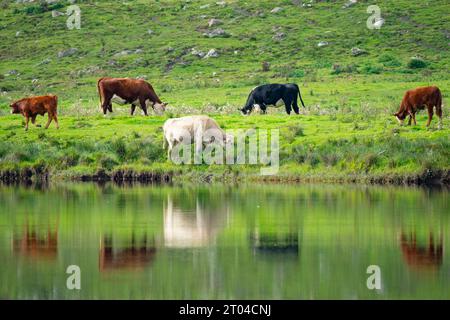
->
0;0;449;110
0;0;449;183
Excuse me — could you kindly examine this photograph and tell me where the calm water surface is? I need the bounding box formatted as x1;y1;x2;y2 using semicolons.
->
0;183;448;299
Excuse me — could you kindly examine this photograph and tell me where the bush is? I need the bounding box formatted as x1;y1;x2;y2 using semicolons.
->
360;63;383;74
288;69;305;78
331;64;357;75
98;154;118;170
14;0;65;15
407;57;427;69
282;125;305;143
378;54;401;67
111;138;127;161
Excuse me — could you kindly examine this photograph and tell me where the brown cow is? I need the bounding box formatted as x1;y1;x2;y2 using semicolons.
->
97;77;167;116
394;86;443;129
10;95;59;131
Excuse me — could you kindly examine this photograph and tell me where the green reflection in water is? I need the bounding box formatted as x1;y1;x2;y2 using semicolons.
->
0;183;448;299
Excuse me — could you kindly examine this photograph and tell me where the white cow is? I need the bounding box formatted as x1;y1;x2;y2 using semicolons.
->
163;115;233;158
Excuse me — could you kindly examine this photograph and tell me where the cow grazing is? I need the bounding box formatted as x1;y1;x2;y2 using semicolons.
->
394;86;443;129
163;115;233;158
97;77;167;116
10;95;59;131
240;83;306;115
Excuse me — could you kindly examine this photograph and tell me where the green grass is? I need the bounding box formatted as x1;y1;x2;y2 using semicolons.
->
0;0;449;183
0;111;448;183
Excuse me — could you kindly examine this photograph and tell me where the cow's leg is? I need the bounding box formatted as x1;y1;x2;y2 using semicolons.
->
407;115;412;126
167;140;174;159
140;99;148;116
284;99;292;115
102;98;110;115
131;104;137;116
44;114;53;129
53;113;59;129
292;99;300;115
426;108;433;127
24;115;30;131
260;104;267;114
31;114;41;127
101;92;113;115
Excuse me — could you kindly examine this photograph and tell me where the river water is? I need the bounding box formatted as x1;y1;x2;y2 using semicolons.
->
0;183;448;299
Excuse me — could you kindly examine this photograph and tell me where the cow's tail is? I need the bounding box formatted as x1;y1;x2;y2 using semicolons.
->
97;78;105;109
54;95;58;114
436;87;443;117
295;84;306;108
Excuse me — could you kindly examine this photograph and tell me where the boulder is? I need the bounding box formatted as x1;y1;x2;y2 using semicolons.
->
51;10;65;18
271;7;283;13
273;32;286;41
204;49;219;59
203;28;229;38
191;48;205;58
57;48;78;58
343;0;357;9
208;18;222;27
351;47;367;56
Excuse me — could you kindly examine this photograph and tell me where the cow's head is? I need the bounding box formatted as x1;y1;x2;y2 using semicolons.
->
239;107;251;116
393;111;406;125
153;102;168;115
10;102;21;114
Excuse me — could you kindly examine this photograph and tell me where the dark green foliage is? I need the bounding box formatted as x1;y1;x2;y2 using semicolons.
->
407;57;427;69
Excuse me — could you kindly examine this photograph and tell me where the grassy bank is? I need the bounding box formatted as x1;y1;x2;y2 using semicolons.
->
0;110;448;185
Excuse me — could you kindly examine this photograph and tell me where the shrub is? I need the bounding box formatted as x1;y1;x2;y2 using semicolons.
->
282;125;305;143
331;64;357;75
111;138;127;161
98;154;118;170
360;63;383;74
288;69;305;78
378;54;401;67
407;57;427;69
320;152;340;167
14;1;65;15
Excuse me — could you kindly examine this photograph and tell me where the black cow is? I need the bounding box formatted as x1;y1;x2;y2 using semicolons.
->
240;83;306;115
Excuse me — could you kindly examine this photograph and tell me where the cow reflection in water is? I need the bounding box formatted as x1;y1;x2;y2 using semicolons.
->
250;231;299;256
400;232;443;271
13;223;58;260
164;195;227;248
99;234;156;271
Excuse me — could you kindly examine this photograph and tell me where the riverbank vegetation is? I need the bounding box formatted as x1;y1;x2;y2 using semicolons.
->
0;111;448;184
